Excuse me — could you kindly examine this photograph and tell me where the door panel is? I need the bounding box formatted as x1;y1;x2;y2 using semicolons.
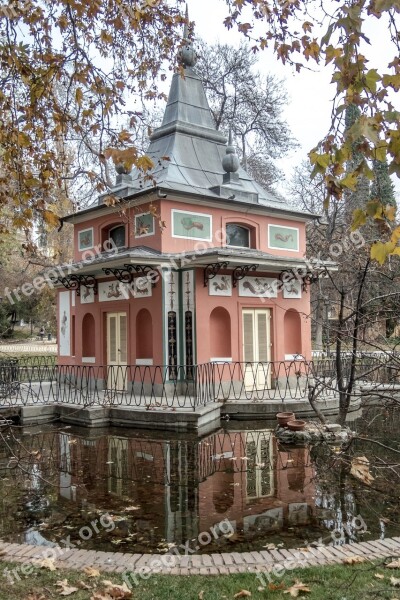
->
107;312;127;391
242;309;271;391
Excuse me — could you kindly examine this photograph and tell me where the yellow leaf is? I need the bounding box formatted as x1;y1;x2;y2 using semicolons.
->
38;557;57;571
385;205;397;222
371;241;391;263
55;579;79;595
366;199;384;219
341;171;358;191
375;573;385;579
351;209;367;230
42;209;60;228
233;591;252;598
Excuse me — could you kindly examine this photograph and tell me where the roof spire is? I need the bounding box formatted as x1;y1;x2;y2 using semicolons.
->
179;4;197;68
222;129;240;182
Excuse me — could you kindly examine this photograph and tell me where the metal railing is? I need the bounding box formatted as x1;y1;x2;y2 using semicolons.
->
0;355;399;410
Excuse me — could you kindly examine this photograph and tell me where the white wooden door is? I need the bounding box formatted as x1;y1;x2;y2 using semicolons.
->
107;312;127;391
242;309;271;390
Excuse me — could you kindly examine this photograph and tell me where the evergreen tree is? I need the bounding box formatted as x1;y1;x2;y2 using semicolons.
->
344;105;370;218
371;159;397;208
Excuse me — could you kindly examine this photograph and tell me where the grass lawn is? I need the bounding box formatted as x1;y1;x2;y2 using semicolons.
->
1;559;400;599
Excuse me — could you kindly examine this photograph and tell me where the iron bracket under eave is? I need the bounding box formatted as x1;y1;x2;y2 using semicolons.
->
279;269;319;292
203;262;230;287
232;264;258;288
51;274;98;296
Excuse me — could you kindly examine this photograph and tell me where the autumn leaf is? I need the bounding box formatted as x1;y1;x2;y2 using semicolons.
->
351;208;367;230
350;456;374;485
55;579;79;595
371;241;396;265
95;580;132;599
198;592;204;600
374;573;385;579
38;557;57;571
386;559;400;568
390;576;400;587
343;556;367;565
283;580;311;597
83;566;101;578
233;591;252;598
269;582;286;590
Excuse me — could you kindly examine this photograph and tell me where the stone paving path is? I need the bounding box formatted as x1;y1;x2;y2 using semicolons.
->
0;538;400;577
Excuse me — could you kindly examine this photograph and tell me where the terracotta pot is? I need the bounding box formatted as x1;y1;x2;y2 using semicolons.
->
287;419;306;431
277;412;295;427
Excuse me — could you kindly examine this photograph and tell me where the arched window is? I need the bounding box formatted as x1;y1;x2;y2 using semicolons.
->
210;307;231;359
109;225;126;249
284;310;302;356
82;314;95;357
226;224;250;248
136;309;153;360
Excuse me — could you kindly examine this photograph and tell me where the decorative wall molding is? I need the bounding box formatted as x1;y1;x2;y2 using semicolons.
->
232;264;258;288
203;262;229;287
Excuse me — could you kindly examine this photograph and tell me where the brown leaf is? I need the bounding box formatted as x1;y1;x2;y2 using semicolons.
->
55;579;79;596
24;595;46;600
96;580;132;599
269;582;286;590
375;573;385;579
233;591;252;598
198;592;204;600
78;580;92;589
350;456;374;485
343;556;367;565
386;559;400;568
283;580;311;597
390;576;400;587
83;566;101;578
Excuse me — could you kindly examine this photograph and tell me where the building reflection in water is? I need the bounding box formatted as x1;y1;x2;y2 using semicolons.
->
54;427;316;548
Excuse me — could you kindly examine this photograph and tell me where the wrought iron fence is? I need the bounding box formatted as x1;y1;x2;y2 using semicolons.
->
0;354;399;410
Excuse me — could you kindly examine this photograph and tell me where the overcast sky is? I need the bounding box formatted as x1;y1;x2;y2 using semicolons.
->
185;0;400;195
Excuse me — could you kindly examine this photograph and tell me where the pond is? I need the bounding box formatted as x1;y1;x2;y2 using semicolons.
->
0;408;399;555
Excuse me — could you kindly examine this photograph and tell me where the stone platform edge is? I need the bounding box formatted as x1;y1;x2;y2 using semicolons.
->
1;537;400;577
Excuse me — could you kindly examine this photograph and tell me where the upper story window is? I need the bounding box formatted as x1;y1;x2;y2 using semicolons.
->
226;224;250;248
104;224;126;250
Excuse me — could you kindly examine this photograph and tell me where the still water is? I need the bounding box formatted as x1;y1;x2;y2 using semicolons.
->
0;409;399;554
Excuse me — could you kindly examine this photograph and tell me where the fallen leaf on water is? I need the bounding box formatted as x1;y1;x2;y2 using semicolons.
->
283;580;311;597
390;576;400;587
350;456;374;485
233;591;251;598
375;573;385;579
83;566;101;578
387;559;400;569
38;558;57;571
343;556;367;565
55;579;79;596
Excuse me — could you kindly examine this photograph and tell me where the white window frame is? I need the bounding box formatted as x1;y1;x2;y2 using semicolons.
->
78;227;94;251
268;224;299;252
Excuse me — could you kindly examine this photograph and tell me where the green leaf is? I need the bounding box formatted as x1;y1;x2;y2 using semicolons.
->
341;171;358;191
365;69;381;93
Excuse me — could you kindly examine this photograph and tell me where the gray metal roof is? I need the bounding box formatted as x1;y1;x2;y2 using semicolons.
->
96;65;313;217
